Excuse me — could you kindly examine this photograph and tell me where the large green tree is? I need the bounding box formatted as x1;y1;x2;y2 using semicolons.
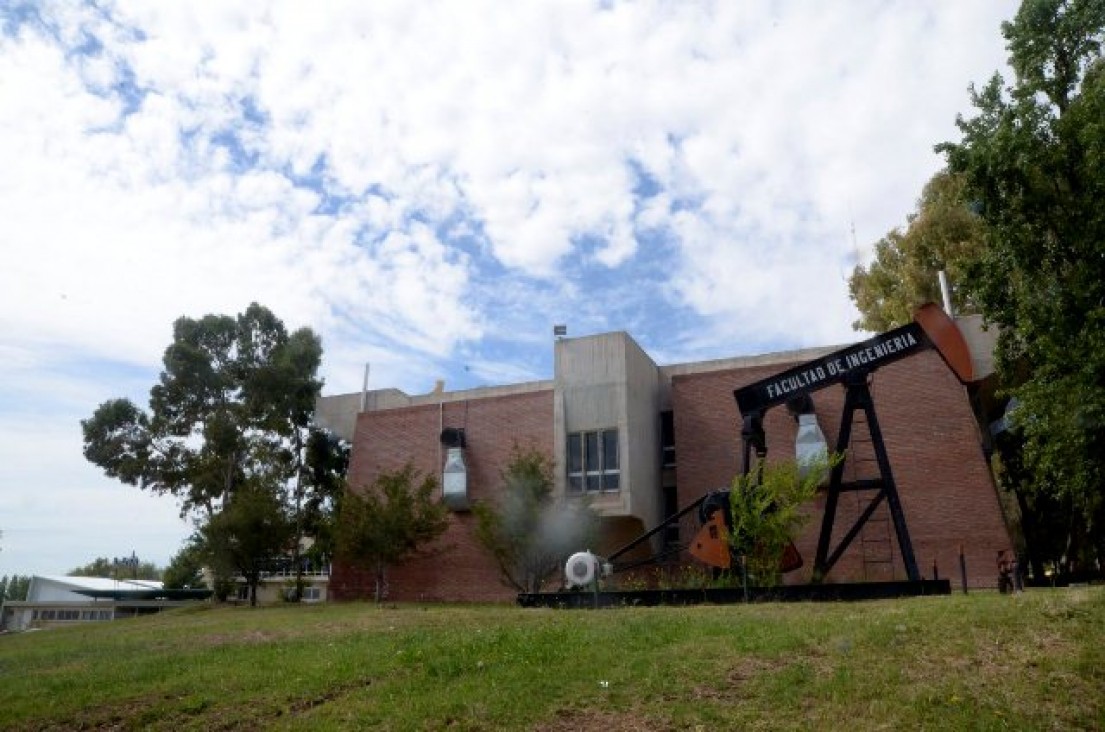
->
162;536;208;590
849;170;987;332
939;0;1105;571
82;303;346;597
336;464;450;602
474;446;599;593
201;483;294;606
286;428;349;600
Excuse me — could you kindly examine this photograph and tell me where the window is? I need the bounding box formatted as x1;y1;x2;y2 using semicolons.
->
283;586;322;602
660;411;676;467
236;585;251;601
567;429;619;494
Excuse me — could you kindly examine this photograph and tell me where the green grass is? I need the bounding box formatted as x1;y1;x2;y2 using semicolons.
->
1;588;1103;730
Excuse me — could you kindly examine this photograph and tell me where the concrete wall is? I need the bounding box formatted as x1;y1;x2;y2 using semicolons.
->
623;335;663;533
955;314;998;380
553;332;662;528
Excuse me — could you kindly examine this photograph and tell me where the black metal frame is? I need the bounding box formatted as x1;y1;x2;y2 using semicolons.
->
811;371;920;582
729;322;931;585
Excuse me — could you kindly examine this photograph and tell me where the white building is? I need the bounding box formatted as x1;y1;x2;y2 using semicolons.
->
0;575;209;631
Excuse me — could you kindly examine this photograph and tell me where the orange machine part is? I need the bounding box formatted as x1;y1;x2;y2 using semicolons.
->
690;512;807;573
780;540;803;573
913;303;974;383
689;511;731;569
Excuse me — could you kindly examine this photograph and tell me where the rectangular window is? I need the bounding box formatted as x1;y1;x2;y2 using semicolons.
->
567;432;583;493
567;429;620;494
660;411;676;467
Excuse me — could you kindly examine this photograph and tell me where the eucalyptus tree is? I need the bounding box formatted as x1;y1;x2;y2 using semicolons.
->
82;303;347;598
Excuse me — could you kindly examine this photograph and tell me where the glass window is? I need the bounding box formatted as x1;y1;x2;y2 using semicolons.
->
567;433;583;492
660;411;676;467
584;432;600;471
567;428;620;494
567;434;582;473
603;430;619;470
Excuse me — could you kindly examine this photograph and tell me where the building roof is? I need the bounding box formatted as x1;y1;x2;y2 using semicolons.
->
34;575;164;592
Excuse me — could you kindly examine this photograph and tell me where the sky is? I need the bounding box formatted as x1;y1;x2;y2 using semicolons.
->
0;1;1019;578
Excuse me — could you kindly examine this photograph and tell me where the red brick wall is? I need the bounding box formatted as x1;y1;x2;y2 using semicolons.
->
672;350;1012;588
330;390;554;602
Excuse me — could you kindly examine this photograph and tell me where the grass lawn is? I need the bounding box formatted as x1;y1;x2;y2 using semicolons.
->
0;587;1102;730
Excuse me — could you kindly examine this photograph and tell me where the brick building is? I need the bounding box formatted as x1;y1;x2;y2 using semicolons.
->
319;321;1011;602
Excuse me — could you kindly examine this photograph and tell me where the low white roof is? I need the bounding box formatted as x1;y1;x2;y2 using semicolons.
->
35;575;164;591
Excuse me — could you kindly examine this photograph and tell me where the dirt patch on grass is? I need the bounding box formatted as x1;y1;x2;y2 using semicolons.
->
690;655;792;701
534;707;675;732
20;677;377;732
200;629;279;647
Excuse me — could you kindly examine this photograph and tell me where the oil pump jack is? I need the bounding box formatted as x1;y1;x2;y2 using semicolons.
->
592;303;976;587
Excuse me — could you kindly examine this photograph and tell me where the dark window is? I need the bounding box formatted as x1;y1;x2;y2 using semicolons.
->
567;428;620;494
660;411;676;467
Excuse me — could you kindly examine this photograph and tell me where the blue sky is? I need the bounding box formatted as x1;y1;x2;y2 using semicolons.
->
0;1;1017;577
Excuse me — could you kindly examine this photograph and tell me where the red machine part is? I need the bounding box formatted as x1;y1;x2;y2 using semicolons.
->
913;302;974;383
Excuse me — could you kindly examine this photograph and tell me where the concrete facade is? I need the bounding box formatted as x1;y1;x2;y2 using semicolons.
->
324;328;1012;602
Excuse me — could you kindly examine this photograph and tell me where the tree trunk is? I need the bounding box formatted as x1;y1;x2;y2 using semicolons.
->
292;429;305;603
374;565;385;604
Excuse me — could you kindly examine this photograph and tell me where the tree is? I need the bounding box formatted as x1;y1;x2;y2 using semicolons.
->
474;446;600;593
848;170;987;332
67;556;161;580
82;303;323;516
287;429;350;601
938;0;1105;571
1;575;31;602
728;457;833;586
201;483;294;606
336;464;450;603
81;303;345;597
162;536;209;590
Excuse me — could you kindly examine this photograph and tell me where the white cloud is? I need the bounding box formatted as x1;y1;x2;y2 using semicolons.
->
0;0;1019;573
